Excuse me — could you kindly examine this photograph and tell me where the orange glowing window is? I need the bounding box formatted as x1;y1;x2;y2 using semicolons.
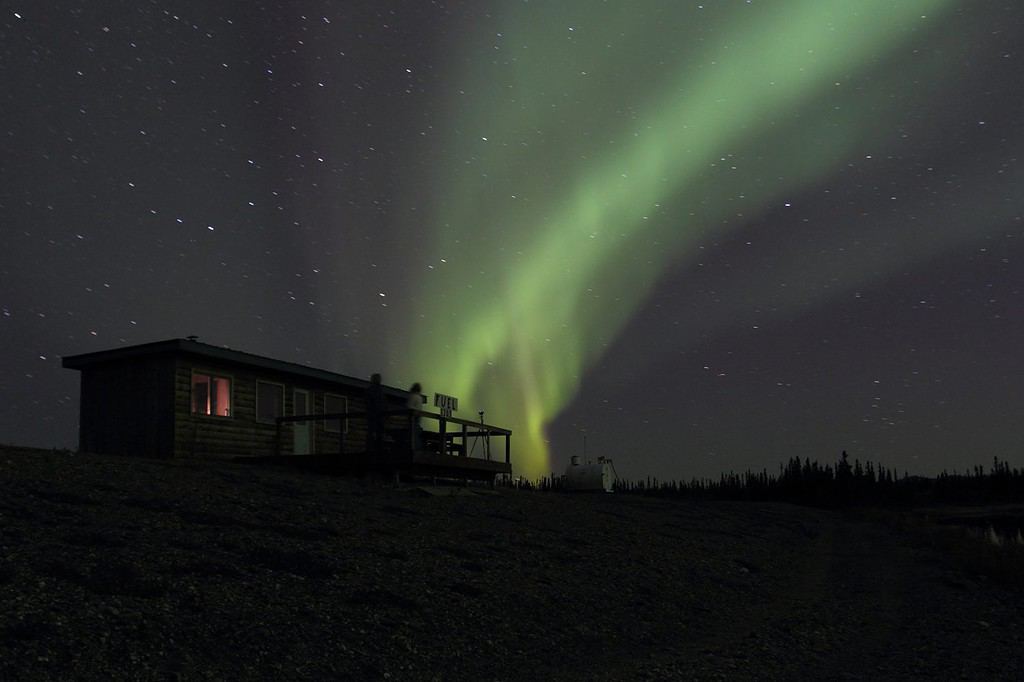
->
191;373;231;417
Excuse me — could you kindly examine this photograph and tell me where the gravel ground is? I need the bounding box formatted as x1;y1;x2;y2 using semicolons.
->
1;447;1021;680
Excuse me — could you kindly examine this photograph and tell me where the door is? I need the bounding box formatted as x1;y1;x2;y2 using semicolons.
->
293;389;313;455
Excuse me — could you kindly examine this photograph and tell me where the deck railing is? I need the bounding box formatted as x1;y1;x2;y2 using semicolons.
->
275;408;511;466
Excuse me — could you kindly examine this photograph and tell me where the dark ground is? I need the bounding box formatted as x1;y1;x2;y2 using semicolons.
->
1;446;1021;680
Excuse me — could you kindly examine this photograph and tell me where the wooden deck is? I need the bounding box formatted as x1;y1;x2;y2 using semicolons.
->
274;408;512;482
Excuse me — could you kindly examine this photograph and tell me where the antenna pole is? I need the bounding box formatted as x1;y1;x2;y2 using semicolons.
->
480;410;490;460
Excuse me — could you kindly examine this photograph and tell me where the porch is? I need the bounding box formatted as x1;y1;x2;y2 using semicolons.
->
274;408;512;482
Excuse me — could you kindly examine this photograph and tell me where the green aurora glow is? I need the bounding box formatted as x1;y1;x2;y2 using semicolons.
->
398;0;971;478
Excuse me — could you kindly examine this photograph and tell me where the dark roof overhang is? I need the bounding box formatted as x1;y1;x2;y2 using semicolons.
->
62;338;401;395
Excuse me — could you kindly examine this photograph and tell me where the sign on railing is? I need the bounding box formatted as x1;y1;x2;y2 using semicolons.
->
433;392;458;418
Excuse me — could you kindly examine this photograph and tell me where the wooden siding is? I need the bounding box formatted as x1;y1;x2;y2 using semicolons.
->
172;360;373;459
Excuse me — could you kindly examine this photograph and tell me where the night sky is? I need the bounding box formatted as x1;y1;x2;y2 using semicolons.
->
2;2;1022;480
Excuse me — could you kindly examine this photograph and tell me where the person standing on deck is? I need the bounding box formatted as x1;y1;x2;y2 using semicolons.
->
406;383;424;452
365;373;386;456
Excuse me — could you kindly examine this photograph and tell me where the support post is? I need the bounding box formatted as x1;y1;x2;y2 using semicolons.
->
439;418;447;457
505;434;510;466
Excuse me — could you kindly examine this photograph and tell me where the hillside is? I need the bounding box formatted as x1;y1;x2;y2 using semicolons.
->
1;447;1021;680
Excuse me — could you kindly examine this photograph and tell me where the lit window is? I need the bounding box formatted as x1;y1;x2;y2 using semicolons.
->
192;373;231;417
257;381;284;422
324;394;348;434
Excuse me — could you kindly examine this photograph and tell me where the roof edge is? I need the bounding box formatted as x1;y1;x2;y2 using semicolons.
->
61;339;186;368
61;338;398;394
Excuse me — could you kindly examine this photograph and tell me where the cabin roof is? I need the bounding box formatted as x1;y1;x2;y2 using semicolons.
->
62;338;402;395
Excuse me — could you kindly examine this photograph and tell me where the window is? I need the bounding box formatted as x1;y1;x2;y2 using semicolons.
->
324;394;348;434
257;381;284;423
192;373;231;417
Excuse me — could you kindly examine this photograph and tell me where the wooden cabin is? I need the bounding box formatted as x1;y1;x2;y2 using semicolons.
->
62;338;512;481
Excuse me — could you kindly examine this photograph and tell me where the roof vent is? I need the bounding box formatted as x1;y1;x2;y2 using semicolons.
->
186;335;199;342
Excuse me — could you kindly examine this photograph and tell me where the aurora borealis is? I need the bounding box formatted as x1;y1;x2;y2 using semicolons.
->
2;2;1022;480
400;0;1018;477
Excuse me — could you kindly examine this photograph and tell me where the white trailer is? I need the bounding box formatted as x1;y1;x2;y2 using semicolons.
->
563;455;616;493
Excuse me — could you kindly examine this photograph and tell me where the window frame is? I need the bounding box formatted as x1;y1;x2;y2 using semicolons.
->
190;370;234;419
256;380;287;424
323;393;349;434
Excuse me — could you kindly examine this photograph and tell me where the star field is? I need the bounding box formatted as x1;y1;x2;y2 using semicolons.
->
1;2;1021;480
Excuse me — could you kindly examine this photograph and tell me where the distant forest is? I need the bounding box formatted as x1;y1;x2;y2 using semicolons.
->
538;452;1024;508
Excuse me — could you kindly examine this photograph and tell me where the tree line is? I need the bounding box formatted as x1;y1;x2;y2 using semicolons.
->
517;452;1024;508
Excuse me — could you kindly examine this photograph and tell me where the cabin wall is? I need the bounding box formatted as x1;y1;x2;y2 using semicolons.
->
172;359;372;459
78;356;176;457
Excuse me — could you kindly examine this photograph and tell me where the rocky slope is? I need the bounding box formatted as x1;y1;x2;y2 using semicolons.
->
1;447;1021;680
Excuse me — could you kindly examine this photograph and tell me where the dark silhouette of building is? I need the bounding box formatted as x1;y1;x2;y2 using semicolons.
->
62;338;406;459
62;338;513;483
